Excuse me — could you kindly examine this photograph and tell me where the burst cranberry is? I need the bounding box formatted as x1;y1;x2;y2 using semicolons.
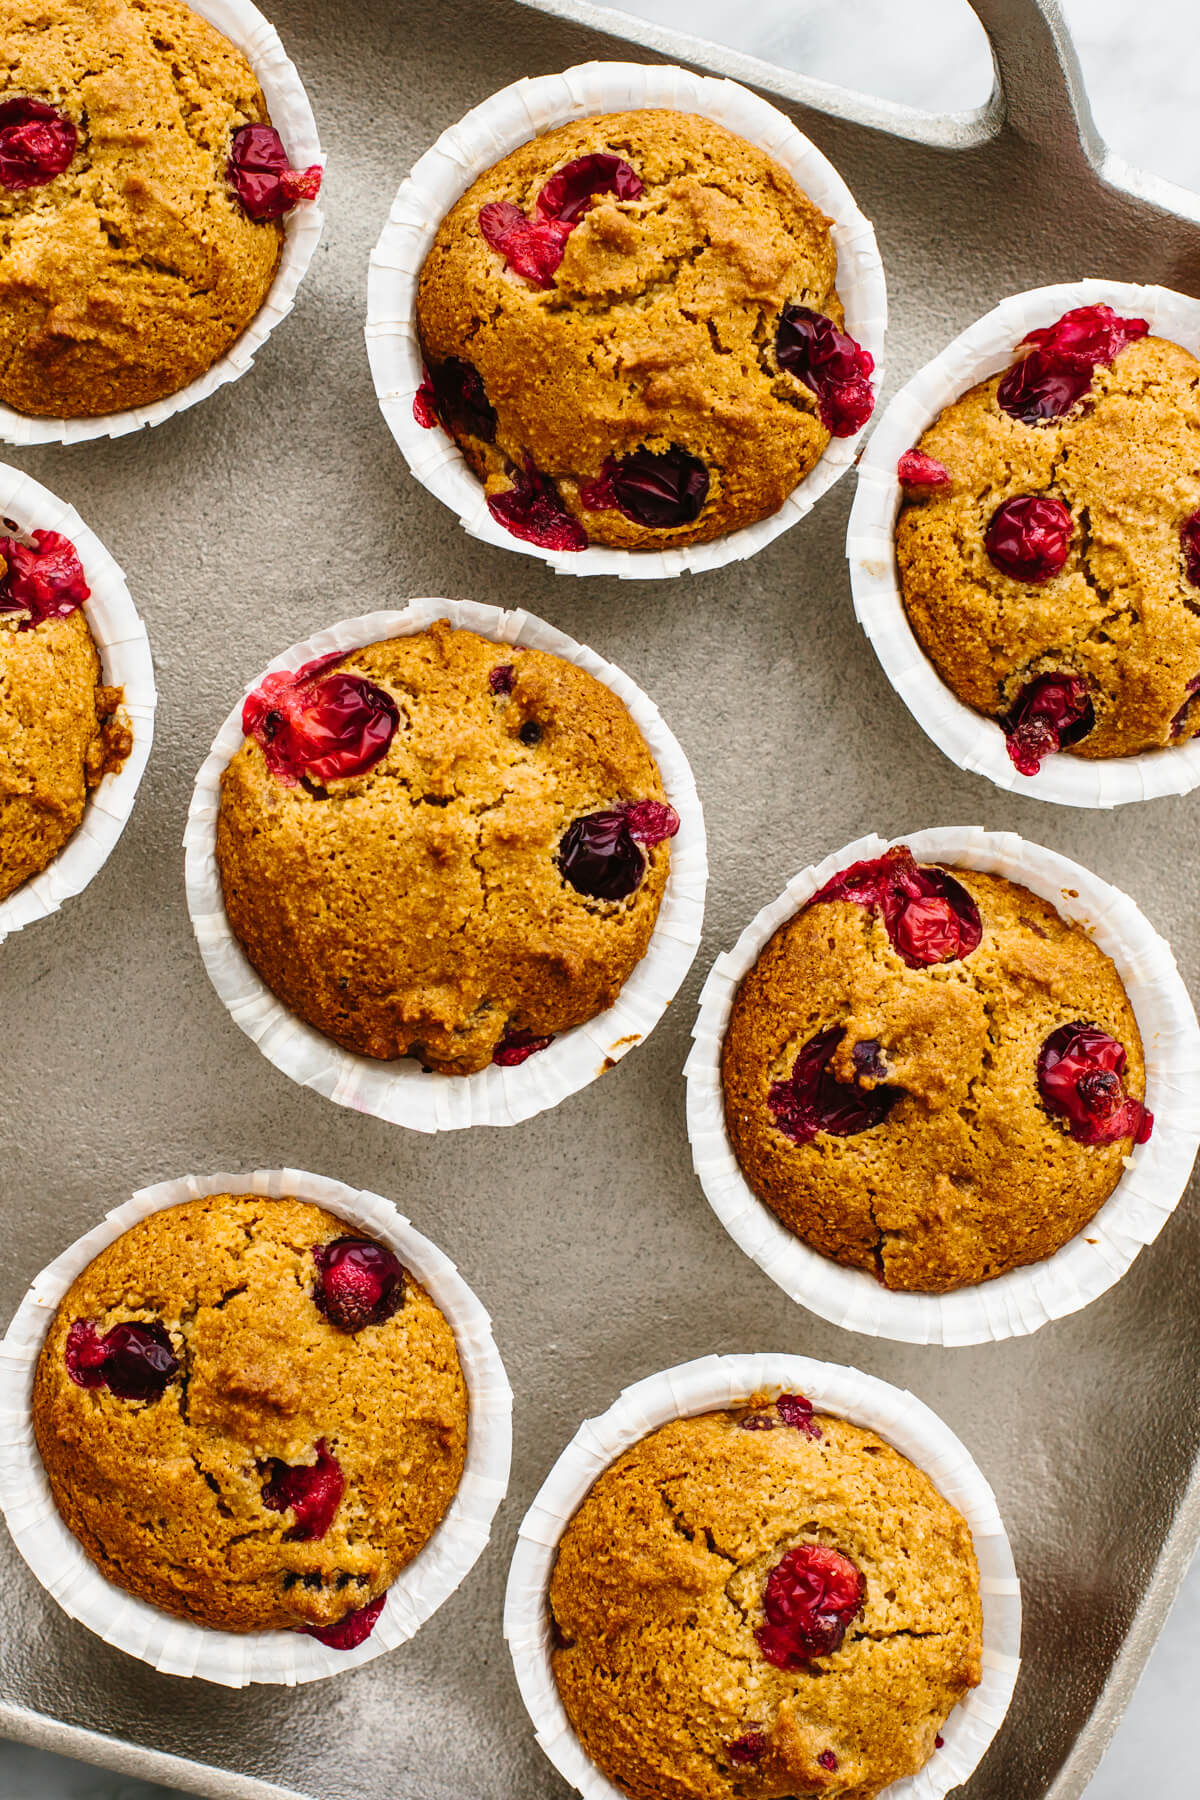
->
898;449;950;488
0;529;90;628
1172;675;1200;739
1181;509;1200;586
302;1591;386;1649
622;800;680;845
741;1392;822;1438
262;1440;344;1540
413;359;497;442
480;155;643;287
489;663;516;695
985;494;1072;582
769;1026;905;1147
935;1735;945;1749
65;1319;178;1400
413;371;438;429
775;305;875;436
813;846;982;969
243;655;399;787
0;99;77;190
228;124;321;222
999;673;1094;775
538;153;644;224
728;1733;766;1767
493;1028;554;1066
557;800;678;900
1037;1023;1152;1146
579;447;709;528
997;305;1148;425
757;1543;864;1667
487;460;588;551
314;1238;404;1332
818;1751;838;1772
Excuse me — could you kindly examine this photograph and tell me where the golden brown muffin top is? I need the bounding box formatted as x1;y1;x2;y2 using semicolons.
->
216;621;675;1074
722;854;1148;1291
897;327;1200;763
0;0;285;417
33;1193;468;1636
417;109;860;551
550;1403;982;1800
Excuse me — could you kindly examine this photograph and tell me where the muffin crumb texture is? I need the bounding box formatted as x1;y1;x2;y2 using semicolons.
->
550;1406;983;1800
32;1193;468;1634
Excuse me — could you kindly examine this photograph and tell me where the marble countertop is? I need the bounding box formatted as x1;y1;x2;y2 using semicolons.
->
3;2;1196;1796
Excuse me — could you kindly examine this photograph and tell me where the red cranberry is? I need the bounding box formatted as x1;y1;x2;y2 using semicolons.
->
301;1591;386;1649
0;99;77;190
999;673;1094;775
413;372;438;430
728;1733;767;1767
813;846;983;969
741;1392;822;1438
1037;1023;1152;1146
768;1026;905;1147
480;155;643;288
1181;509;1200;587
985;494;1072;582
935;1735;945;1749
262;1440;345;1541
228;124;321;222
493;1028;554;1066
489;663;516;695
775;305;875;436
622;800;680;846
487;460;588;552
556;800;677;900
898;449;950;488
65;1319;178;1400
413;358;497;443
1172;675;1200;740
538;153;644;225
997;305;1148;425
0;529;90;629
818;1750;838;1772
579;447;709;529
243;655;399;788
314;1238;404;1333
757;1543;864;1667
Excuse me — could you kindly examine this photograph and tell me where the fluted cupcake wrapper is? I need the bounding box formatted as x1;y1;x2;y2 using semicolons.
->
504;1352;1021;1800
684;826;1200;1345
366;59;887;578
0;0;325;448
0;1167;513;1686
846;279;1200;806
183;597;707;1131
0;462;154;943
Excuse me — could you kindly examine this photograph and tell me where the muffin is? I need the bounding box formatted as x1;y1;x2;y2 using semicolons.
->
32;1193;468;1643
721;846;1151;1292
0;526;130;901
415;109;874;553
215;620;680;1075
0;0;320;419
896;304;1200;772
549;1396;982;1800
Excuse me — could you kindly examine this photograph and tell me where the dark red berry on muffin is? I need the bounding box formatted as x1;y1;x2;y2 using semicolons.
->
414;358;498;443
487;460;588;551
65;1319;178;1400
818;1750;839;1771
1182;508;1200;587
757;1543;865;1666
728;1733;767;1767
262;1440;345;1541
538;153;644;224
557;800;677;900
935;1735;945;1749
413;371;438;429
1037;1023;1152;1146
492;1027;554;1066
741;1392;822;1438
1172;675;1200;739
985;494;1072;583
999;673;1094;775
579;447;709;528
243;655;399;788
622;800;680;845
769;1026;906;1146
0;98;77;190
301;1590;387;1649
813;847;983;969
997;305;1148;426
489;662;516;695
228;124;321;222
897;449;950;488
0;529;90;628
479;154;643;288
775;305;875;437
313;1238;404;1332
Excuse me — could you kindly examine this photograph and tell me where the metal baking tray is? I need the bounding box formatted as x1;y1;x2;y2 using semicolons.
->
2;0;1198;1794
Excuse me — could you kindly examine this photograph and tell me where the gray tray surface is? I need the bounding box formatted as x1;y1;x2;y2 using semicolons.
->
2;2;1199;1797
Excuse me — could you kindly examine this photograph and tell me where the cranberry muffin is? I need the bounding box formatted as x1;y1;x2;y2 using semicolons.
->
550;1396;982;1800
33;1193;468;1643
722;847;1151;1292
415;109;874;552
0;526;129;901
896;304;1200;772
215;620;680;1075
0;0;320;418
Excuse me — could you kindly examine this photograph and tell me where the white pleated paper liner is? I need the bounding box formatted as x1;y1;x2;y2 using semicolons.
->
0;0;325;448
504;1352;1021;1800
0;1167;513;1686
846;279;1200;807
366;61;887;579
685;827;1200;1347
0;463;155;945
184;598;707;1132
